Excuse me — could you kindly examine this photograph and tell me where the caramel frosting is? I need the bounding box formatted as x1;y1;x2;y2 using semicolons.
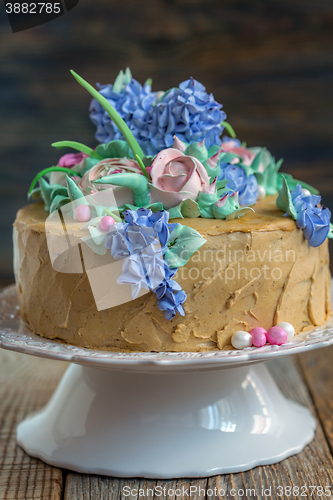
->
13;196;331;352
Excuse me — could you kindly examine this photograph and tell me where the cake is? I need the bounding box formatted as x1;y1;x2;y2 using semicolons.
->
13;69;333;352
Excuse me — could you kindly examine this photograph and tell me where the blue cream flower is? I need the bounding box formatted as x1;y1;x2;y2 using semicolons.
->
290;185;331;247
104;208;186;318
218;164;258;206
143;78;226;156
89;77;157;148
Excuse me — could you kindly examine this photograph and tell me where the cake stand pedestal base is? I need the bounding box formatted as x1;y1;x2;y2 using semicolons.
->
16;361;316;478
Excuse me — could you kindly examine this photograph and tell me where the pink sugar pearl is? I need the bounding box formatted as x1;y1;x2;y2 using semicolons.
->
250;327;267;347
266;326;288;346
74;204;91;222
99;215;115;232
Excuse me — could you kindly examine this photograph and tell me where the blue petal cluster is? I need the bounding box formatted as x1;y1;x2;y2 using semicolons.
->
291;185;331;247
104;208;186;319
142;78;226;155
218;164;258;206
89;78;157;147
89;76;226;157
153;265;186;320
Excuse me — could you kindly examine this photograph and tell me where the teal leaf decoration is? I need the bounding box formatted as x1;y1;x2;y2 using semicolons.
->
71;70;144;160
250;149;264;173
95;140;132;159
180;198;201;218
168;204;183;219
327;223;333;239
28;166;80;195
94;172;150;207
113;68;132;93
168;198;201;219
52;141;103;160
135;154;151;180
221;120;236;138
49;195;70;214
276;173;319;195
198;188;219;218
29;188;41;200
66;175;87;202
225;207;254;220
165;224;207;269
276;176;297;220
38;177;52;211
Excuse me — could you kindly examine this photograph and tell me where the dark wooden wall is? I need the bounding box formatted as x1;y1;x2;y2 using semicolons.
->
1;0;333;279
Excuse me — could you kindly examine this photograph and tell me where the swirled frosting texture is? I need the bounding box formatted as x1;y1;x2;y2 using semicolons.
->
13;197;331;352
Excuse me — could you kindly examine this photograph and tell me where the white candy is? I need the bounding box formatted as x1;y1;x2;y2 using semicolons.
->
302;188;311;197
231;330;253;350
257;185;266;200
276;322;295;340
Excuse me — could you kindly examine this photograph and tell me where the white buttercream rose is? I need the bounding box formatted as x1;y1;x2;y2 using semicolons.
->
79;158;143;194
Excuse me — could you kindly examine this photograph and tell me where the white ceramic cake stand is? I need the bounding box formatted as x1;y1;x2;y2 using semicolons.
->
1;285;333;478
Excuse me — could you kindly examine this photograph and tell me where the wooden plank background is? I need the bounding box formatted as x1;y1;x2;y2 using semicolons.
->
1;0;333;279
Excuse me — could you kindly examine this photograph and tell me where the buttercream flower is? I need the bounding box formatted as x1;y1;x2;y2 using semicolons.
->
218;164;258;206
89;72;157;150
221;137;255;167
50;152;86;187
150;148;210;208
79;158;143;194
290;184;331;247
58;152;85;168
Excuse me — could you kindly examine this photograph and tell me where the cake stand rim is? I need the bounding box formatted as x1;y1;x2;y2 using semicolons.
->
1;284;333;371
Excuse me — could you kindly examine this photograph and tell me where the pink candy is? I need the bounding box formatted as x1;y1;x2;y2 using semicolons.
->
266;326;288;346
250;327;267;347
74;204;91;222
99;215;115;232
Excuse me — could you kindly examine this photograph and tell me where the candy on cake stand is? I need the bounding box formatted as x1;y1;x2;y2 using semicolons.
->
1;284;333;478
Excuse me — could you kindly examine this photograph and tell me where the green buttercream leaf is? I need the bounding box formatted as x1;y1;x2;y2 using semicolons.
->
29;188;41;200
52;141;103;160
66;175;86;202
49;195;70;214
225;207;254;220
181;198;201;218
95;140;132;159
28;166;79;194
208;145;220;157
135;154;151;179
38;177;52;211
94;172;150;207
103;208;122;221
120;202;164;214
327;223;333;239
221;121;236;138
198;188;219;218
276;176;297;220
186;142;208;162
70;70;144;160
113;68;132;93
250;149;264;172
51;185;68;199
168;205;183;219
165;225;206;269
276;173;320;195
168;199;201;219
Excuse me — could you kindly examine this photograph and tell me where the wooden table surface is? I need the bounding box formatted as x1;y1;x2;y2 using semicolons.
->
1;285;333;500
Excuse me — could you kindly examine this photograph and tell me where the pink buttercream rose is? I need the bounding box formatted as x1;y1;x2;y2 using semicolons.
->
50;152;86;186
79;157;143;194
150;148;209;208
58;152;85;168
221;139;255;167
